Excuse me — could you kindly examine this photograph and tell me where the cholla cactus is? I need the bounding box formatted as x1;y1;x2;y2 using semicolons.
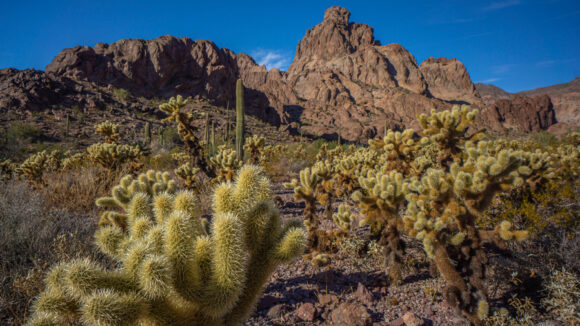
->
95;121;121;144
210;146;242;183
27;165;306;326
244;135;265;164
171;151;191;164
402;141;552;325
174;162;201;190
1;159;17;180
87;143;148;170
159;96;216;178
418;105;484;166
352;170;409;284
96;170;176;228
16;150;50;186
61;152;87;171
333;205;354;231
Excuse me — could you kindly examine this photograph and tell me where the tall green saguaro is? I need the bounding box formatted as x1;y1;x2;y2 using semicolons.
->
144;122;151;145
235;79;245;161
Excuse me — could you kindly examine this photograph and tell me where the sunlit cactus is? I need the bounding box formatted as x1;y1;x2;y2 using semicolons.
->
87;143;148;170
243;134;265;164
16;150;50;186
332;204;354;231
210;146;242;183
28;165;306;326
418;105;484;166
95;121;121;144
159;95;216;178
95;170;176;228
401;141;553;325
61;152;87;171
351;170;409;284
174;162;201;190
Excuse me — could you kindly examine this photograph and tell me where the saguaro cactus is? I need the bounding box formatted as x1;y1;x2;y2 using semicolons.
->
235;79;245;162
144;122;151;145
27;166;306;326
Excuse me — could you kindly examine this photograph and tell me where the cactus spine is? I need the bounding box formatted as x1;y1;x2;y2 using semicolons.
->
235;79;245;162
27;167;306;326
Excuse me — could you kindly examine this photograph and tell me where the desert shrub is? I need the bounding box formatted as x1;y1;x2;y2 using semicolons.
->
111;87;131;101
0;180;104;325
0;123;47;159
41;167;126;212
542;266;580;323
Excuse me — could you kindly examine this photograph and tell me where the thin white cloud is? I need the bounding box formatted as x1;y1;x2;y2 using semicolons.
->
482;0;521;11
478;78;501;83
536;60;557;67
492;64;516;74
250;49;292;72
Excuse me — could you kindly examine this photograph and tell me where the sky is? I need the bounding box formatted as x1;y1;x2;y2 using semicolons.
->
1;0;579;93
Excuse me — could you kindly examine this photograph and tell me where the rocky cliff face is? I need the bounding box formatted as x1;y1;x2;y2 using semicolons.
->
492;95;556;132
420;57;481;104
3;6;562;141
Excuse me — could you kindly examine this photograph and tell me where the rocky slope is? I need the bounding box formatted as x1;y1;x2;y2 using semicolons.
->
1;6;564;141
477;78;579;133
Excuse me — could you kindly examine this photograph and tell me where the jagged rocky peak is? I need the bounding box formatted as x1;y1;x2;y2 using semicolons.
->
45;35;239;102
419;57;481;104
289;6;378;72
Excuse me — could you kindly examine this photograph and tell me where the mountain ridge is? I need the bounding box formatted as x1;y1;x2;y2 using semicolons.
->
1;6;570;141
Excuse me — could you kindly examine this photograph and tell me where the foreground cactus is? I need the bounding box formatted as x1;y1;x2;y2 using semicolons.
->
27;166;306;326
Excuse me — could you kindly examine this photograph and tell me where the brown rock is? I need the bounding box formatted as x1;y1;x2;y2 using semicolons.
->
318;293;339;306
330;302;372;326
354;283;376;306
419;57;482;105
492;94;556;131
267;304;287;319
296;302;318;322
402;312;424;326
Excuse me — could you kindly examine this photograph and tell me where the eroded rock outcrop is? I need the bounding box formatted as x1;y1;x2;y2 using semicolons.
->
420;57;481;104
2;6;558;141
492;94;556;131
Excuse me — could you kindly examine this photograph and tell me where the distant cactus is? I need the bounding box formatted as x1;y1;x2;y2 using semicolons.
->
27;166;305;326
16;151;49;186
87;143;148;170
95;121;121;144
210;145;242;183
1;159;17;180
159;96;216;178
244;135;265;164
144;122;151;145
235;79;245;162
174;162;201;190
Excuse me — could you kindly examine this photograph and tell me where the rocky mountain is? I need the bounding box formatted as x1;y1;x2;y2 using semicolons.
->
1;6;564;142
475;83;512;105
476;78;579;132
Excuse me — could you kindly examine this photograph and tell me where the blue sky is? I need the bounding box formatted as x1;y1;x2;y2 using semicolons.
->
1;0;578;93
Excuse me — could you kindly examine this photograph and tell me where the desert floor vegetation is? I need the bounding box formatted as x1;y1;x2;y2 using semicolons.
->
0;98;578;326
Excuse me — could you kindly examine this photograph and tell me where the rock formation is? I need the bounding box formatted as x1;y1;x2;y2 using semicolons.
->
492;94;557;132
420;57;481;104
1;6;564;141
